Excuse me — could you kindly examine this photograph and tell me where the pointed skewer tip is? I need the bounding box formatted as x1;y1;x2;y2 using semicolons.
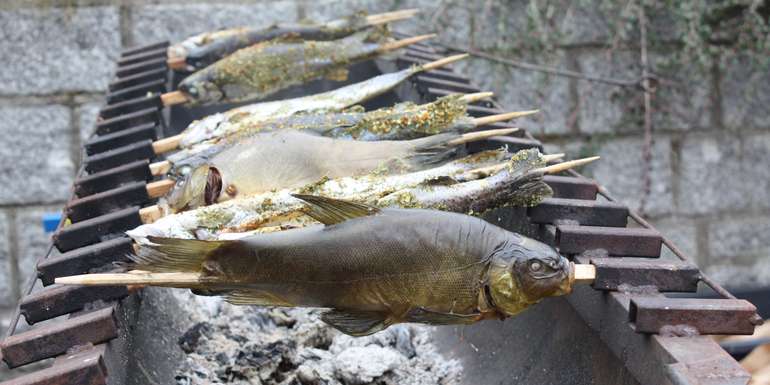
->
533;156;600;174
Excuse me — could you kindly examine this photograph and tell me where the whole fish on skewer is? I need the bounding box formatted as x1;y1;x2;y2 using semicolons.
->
130;150;598;242
168;9;419;71
57;195;578;337
166;128;519;211
177;28;436;105
167;93;530;165
167;54;470;150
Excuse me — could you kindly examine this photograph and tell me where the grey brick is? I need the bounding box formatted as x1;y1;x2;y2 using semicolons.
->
576;50;642;134
649;52;714;131
0;210;13;307
585;135;673;217
302;0;395;23
557;2;613;46
721;55;770;130
457;54;573;136
131;2;300;47
78;101;102;142
0;105;74;205
651;216;699;265
14;205;60;288
0;7;120;95
677;133;770;215
708;215;770;264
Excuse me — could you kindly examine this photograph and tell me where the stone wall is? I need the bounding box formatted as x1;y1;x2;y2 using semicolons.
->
0;0;767;331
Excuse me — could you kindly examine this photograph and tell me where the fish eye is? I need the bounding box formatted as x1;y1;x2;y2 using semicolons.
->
529;261;542;272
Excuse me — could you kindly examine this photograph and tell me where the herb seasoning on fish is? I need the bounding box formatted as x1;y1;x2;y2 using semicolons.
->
58;195;575;337
178;28;412;105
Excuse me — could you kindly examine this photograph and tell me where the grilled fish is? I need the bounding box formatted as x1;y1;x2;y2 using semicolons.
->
130;149;550;242
178;28;420;105
63;195;574;336
167;129;474;211
177;54;469;148
168;94;476;165
168;10;417;71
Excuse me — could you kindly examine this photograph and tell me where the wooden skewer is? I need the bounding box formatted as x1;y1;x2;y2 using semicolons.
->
542;153;565;163
448;128;519;146
532;156;600;174
472;110;539;126
378;34;436;53
420;53;469;71
167;56;187;70
151;134;184;154
55;272;201;286
139;205;164;224
462;154;586;179
149;160;172;176
146;179;175;198
160;90;189;106
365;9;420;25
458;91;494;103
571;263;596;285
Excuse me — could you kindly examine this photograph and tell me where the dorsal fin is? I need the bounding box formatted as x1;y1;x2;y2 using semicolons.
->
291;194;379;225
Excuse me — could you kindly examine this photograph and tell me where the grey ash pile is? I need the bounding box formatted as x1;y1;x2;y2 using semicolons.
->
173;295;461;385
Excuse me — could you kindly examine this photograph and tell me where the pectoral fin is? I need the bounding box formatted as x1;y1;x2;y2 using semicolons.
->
325;67;349;82
321;309;391;336
292;194;379;225
224;290;294;306
405;307;481;325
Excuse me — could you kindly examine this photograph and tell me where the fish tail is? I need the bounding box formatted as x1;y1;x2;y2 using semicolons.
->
407;133;463;167
129;235;234;273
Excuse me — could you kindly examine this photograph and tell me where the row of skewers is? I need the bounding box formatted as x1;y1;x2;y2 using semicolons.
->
59;9;599;337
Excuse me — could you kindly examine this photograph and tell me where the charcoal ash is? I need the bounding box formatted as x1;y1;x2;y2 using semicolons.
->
171;291;461;385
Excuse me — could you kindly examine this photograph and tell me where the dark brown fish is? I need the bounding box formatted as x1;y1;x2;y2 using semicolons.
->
57;195;574;336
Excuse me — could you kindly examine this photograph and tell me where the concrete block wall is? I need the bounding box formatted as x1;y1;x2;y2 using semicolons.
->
0;0;767;332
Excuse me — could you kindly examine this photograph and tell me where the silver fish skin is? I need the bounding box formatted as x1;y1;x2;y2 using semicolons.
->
169;12;372;71
178;29;388;105
177;67;417;147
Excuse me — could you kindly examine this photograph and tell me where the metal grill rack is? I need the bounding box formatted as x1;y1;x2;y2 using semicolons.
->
0;36;761;385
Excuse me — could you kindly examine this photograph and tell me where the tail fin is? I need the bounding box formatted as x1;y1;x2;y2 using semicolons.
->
406;133;464;167
130;235;234;273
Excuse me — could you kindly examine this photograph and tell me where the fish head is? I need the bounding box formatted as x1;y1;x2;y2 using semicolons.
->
179;75;223;105
167;165;222;212
487;236;572;316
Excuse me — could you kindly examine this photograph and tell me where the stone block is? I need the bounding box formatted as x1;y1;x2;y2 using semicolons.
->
650;216;700;265
0;210;14;307
677;132;770;215
302;0;395;22
14;205;60;288
649;52;714;131
708;215;770;264
0;105;75;205
0;6;120;95
576;50;642;134
78;101;103;142
131;2;300;47
457;54;573;136
721;54;770;130
584;135;673;217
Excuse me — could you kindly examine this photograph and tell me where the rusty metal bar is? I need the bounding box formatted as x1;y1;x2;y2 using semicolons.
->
542;175;598;200
74;160;152;197
630;297;760;335
1;307;118;368
66;181;151;222
95;107;159;135
117;47;167;67
53;207;142;252
528;197;628;227
556;224;662;257
20;285;128;324
576;256;700;292
82;140;156;174
38;237;133;286
414;75;480;93
120;41;168;57
0;346;107;385
98;94;162;120
115;57;167;78
465;104;504;117
85;122;157;155
108;68;166;92
105;79;165;104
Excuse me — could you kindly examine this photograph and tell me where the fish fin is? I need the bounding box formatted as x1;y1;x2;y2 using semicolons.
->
321;309;391;336
404;307;481;325
224;290;294;306
131;236;237;273
291;194;379;225
325;67;349;82
406;133;463;167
